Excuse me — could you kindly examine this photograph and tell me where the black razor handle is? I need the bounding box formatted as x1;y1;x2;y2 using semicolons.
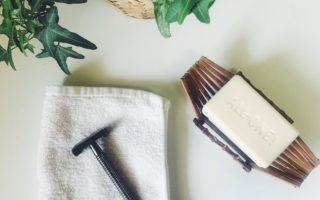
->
90;142;138;200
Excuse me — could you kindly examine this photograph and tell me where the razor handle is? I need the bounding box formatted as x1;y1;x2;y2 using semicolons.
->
90;142;138;200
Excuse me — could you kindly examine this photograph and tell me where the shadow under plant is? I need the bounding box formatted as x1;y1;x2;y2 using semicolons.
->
63;62;191;200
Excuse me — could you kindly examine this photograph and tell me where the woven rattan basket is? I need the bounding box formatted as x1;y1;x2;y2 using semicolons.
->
106;0;155;19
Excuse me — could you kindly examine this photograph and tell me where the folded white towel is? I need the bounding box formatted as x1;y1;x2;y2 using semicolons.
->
38;86;170;200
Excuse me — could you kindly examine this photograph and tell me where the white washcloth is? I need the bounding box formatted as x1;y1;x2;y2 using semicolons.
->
38;86;170;200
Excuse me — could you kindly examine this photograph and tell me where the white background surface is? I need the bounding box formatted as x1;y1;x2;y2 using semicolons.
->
1;0;320;199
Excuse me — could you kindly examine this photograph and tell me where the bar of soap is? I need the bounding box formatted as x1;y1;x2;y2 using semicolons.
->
202;75;299;168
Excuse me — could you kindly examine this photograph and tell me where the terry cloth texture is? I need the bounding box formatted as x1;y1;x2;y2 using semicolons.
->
38;86;170;200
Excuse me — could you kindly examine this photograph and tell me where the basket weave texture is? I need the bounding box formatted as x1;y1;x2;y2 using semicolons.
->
106;0;155;19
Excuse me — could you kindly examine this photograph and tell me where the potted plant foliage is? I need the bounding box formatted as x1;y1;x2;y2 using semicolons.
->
107;0;216;37
0;0;215;74
0;0;96;74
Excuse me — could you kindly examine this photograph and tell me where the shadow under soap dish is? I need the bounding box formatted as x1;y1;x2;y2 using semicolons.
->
181;56;319;187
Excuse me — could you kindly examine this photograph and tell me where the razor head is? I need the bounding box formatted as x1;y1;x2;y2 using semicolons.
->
72;126;112;156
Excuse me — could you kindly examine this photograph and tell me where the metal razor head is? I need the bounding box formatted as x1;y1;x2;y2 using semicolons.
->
72;126;112;156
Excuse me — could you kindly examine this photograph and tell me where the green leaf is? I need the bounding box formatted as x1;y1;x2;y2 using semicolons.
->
26;19;42;33
193;0;215;23
36;46;84;74
34;6;95;74
166;0;182;23
35;7;96;51
153;0;215;37
0;20;9;34
177;0;198;24
11;8;22;17
1;0;14;18
25;43;35;53
0;19;17;48
54;25;97;49
0;0;95;73
28;0;43;11
154;0;172;38
42;5;59;25
17;30;28;54
55;46;84;74
0;45;8;64
0;14;17;69
36;49;51;58
6;46;15;70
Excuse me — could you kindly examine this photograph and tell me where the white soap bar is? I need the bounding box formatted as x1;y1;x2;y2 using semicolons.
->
202;75;299;168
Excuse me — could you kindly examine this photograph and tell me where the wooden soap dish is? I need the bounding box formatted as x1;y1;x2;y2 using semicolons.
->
181;56;319;186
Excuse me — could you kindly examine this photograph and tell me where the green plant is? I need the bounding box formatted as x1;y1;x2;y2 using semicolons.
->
154;0;216;37
0;0;96;74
